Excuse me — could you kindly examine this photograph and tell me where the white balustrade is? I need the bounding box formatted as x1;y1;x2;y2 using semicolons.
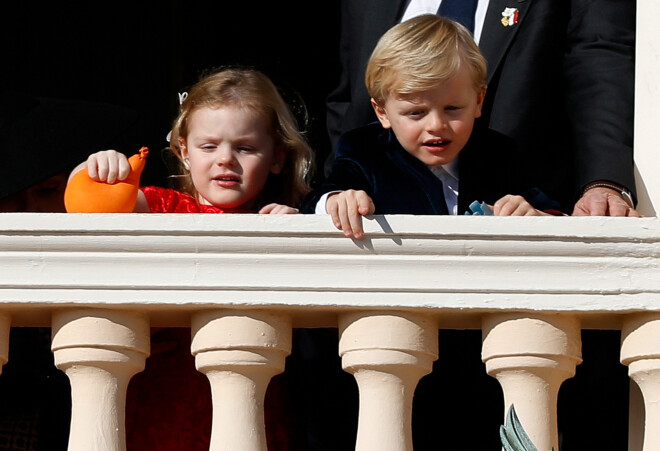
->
621;314;660;451
0;214;659;450
339;311;438;451
51;309;150;451
191;310;291;451
0;314;9;375
483;313;582;451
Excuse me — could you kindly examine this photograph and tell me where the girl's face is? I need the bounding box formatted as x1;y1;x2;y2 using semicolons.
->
180;105;285;210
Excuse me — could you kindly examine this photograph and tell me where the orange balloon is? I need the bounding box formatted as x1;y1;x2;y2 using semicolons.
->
64;147;149;213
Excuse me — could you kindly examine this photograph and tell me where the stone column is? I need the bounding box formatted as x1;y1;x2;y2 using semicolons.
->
0;314;9;374
52;309;150;451
191;310;291;451
339;311;438;451
621;313;660;450
482;313;582;451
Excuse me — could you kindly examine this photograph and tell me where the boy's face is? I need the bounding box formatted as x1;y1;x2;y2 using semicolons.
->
372;65;486;167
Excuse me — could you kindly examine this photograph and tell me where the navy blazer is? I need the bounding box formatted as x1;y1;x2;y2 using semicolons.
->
325;0;636;210
302;121;559;215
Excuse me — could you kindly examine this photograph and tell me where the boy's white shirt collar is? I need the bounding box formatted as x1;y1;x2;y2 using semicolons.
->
428;160;459;215
433;160;459;180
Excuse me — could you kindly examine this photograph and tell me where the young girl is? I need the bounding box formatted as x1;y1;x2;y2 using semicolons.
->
69;67;314;450
70;67;313;214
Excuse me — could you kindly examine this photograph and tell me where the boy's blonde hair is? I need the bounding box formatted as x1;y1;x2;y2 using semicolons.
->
366;14;487;105
169;67;314;208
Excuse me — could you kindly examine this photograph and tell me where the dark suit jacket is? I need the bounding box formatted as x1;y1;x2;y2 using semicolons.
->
302;121;559;215
325;0;636;210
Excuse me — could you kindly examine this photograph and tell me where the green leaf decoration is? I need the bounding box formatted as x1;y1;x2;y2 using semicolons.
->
500;404;554;451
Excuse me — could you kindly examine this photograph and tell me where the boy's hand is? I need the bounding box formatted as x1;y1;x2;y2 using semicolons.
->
258;203;299;214
86;150;131;184
493;195;549;216
326;190;375;239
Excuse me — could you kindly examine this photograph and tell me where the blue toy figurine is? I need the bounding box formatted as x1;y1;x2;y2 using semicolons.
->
465;200;494;215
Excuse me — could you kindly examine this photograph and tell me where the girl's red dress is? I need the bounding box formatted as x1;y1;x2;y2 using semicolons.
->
140;186;251;213
124;186;299;450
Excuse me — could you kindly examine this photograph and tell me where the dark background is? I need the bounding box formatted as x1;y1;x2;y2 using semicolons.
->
3;0;341;188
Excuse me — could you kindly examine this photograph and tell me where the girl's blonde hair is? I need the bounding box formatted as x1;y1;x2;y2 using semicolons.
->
169;67;314;208
366;14;487;105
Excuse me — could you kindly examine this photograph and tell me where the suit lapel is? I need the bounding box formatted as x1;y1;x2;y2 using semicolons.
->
362;0;406;42
479;0;533;84
357;0;408;73
393;0;409;22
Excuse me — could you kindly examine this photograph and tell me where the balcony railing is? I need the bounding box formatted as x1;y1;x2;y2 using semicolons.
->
1;213;659;450
1;3;659;450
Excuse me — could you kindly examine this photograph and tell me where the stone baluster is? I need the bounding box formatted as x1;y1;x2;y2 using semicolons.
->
621;313;660;450
338;312;438;451
0;314;9;374
191;310;291;451
51;309;150;451
482;313;582;451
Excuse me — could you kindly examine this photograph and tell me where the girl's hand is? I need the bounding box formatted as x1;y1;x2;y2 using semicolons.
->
85;150;131;184
493;195;549;216
326;189;375;239
258;203;299;214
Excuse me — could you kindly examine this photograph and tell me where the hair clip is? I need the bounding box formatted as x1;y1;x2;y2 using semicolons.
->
165;92;188;143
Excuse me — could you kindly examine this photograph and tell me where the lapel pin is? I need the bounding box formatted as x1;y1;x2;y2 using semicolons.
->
501;7;519;26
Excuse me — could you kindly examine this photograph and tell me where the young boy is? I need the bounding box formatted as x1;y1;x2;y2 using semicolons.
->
303;14;559;238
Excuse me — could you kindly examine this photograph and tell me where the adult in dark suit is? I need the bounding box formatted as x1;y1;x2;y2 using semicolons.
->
325;0;639;217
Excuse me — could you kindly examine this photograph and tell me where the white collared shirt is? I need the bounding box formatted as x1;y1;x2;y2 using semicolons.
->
401;0;489;44
429;160;459;215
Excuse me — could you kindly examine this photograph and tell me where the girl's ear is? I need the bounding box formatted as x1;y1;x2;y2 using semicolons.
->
179;138;190;169
270;145;287;175
371;98;391;129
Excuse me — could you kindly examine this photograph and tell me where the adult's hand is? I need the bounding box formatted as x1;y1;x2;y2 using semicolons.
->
572;187;641;217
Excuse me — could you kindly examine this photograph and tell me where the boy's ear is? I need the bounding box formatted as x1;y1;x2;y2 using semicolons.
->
475;86;487;118
270;145;287;175
371;98;392;129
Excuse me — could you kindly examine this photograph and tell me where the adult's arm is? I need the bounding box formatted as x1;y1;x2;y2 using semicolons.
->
565;0;637;215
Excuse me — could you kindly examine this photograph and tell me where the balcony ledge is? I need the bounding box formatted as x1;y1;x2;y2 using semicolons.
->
1;213;658;328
